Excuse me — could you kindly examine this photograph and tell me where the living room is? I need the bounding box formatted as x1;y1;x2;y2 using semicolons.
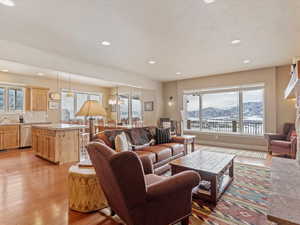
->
0;0;300;225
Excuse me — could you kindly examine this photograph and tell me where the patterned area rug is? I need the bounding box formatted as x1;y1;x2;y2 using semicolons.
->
188;163;273;225
199;145;268;159
100;164;273;225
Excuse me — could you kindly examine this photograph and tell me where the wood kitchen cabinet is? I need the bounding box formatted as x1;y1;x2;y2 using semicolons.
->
32;124;84;164
25;87;49;111
0;125;19;150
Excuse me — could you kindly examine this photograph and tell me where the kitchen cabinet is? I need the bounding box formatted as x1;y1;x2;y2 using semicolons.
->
25;87;49;111
0;125;19;150
32;124;86;164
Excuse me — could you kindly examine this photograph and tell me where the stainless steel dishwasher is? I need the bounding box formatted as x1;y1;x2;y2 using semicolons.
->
20;124;32;148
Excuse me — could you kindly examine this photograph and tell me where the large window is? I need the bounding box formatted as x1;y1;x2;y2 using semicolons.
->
61;91;103;121
183;86;264;135
118;95;143;125
0;86;24;112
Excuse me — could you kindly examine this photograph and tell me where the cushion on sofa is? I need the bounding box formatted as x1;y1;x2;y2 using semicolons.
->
155;128;171;144
128;128;151;145
139;145;172;162
271;140;291;148
160;143;184;156
115;132;130;152
134;150;157;163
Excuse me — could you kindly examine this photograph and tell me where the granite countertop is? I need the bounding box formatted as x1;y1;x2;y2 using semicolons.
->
32;123;88;131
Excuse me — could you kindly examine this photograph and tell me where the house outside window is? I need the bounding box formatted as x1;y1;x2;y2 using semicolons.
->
183;85;264;135
61;90;103;121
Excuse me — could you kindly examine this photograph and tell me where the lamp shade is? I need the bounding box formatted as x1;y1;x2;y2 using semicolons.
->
76;100;107;117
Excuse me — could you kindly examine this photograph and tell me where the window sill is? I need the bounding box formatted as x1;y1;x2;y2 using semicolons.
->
183;129;264;138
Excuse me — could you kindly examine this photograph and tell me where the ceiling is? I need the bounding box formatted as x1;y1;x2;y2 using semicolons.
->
0;59;118;87
0;0;300;82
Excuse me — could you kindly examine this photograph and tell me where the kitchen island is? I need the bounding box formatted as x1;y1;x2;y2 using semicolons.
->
32;124;87;164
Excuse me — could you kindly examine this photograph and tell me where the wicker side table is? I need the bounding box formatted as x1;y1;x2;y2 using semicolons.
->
68;164;107;213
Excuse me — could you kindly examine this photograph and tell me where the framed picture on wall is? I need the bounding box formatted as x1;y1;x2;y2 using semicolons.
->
144;101;154;111
48;101;59;110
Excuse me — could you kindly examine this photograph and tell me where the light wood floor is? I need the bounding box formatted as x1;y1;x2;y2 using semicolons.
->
0;147;272;225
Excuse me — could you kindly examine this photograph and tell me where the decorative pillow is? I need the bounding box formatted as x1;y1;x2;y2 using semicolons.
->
104;130;124;149
128;128;151;146
115;132;130;152
155;128;171;144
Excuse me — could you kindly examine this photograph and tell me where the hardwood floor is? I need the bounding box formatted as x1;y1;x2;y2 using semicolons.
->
0;147;272;225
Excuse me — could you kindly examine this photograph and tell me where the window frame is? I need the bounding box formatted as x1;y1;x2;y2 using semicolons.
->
117;94;143;125
183;85;265;136
0;85;25;113
60;90;103;121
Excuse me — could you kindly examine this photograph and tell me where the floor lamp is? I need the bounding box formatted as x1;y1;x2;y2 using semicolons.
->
76;100;107;141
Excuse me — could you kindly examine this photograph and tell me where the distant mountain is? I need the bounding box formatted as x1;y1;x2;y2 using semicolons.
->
187;102;263;120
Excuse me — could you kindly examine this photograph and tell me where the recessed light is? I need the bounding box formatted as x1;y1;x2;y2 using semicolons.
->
1;69;8;72
148;60;156;65
231;39;241;44
0;0;15;7
176;72;182;75
243;59;251;64
37;72;44;76
203;0;215;4
101;41;111;46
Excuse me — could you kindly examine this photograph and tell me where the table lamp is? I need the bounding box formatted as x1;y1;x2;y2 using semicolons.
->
76;100;107;140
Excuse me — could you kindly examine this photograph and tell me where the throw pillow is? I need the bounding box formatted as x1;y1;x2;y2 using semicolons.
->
129;128;151;146
155;128;171;144
115;132;130;152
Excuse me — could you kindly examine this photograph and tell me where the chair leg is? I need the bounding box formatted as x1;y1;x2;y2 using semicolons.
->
181;217;189;225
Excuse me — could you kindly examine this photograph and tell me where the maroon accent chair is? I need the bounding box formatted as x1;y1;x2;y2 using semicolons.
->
87;142;200;225
264;123;297;159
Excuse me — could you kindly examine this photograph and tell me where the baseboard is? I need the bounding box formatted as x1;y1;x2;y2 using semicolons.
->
197;140;267;152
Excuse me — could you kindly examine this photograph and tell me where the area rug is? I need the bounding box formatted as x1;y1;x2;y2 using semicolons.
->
198;145;268;159
188;163;273;225
100;163;273;225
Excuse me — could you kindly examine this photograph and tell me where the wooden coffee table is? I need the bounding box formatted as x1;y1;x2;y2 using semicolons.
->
170;151;235;204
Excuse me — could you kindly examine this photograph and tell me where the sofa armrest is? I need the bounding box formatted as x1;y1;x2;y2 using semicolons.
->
264;133;286;142
139;155;154;175
170;136;185;144
291;136;297;159
146;171;200;201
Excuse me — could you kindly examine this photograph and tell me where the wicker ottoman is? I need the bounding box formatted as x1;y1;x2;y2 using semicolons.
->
68;164;107;213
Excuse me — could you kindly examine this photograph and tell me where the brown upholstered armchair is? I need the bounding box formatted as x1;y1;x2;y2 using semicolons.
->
87;142;200;225
264;123;297;159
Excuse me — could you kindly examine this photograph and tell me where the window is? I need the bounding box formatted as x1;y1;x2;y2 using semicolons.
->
118;95;143;125
76;93;88;113
119;95;130;125
131;96;142;122
0;86;24;112
61;91;103;121
183;86;264;135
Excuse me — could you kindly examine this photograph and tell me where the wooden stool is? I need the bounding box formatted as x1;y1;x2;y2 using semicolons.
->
68;164;107;213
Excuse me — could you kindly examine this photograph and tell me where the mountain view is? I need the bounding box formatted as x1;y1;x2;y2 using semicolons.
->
187;102;263;120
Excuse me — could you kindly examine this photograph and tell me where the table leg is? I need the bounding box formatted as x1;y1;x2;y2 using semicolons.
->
191;140;195;152
184;143;188;155
210;176;218;204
